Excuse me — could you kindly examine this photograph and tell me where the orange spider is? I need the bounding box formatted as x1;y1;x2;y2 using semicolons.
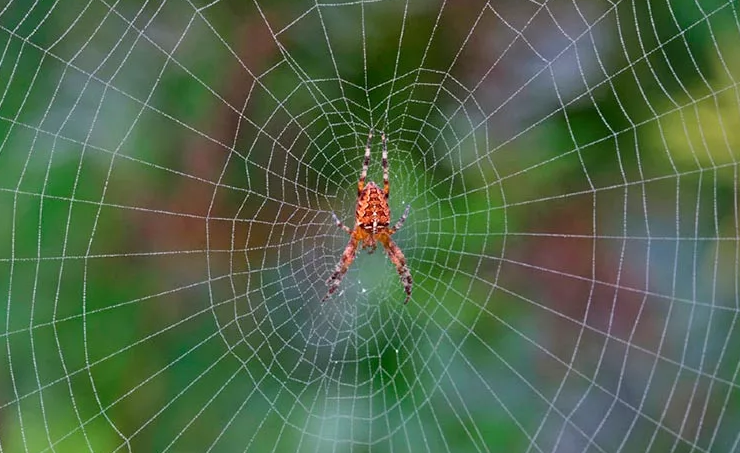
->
323;130;412;303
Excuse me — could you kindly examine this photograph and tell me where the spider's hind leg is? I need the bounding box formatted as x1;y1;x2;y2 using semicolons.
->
381;132;389;198
358;129;373;195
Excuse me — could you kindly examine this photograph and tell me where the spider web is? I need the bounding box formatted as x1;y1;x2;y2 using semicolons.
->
1;0;739;451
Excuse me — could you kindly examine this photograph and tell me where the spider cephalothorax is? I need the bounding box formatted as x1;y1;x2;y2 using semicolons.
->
323;130;412;303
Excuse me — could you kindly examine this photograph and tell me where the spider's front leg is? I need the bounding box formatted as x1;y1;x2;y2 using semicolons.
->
323;236;360;302
378;234;412;304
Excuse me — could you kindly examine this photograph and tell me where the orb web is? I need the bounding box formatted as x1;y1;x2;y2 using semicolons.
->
1;0;739;452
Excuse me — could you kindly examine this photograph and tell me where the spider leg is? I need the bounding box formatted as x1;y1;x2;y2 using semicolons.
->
379;234;412;304
391;204;411;233
331;212;352;234
358;129;373;195
381;131;389;199
323;236;359;302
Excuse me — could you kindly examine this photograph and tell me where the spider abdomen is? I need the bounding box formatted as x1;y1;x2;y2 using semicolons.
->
355;181;390;232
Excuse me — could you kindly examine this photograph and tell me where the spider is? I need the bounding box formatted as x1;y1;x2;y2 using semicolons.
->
323;130;412;303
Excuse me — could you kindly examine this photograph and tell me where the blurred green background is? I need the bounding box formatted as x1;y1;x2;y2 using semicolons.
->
1;0;739;451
